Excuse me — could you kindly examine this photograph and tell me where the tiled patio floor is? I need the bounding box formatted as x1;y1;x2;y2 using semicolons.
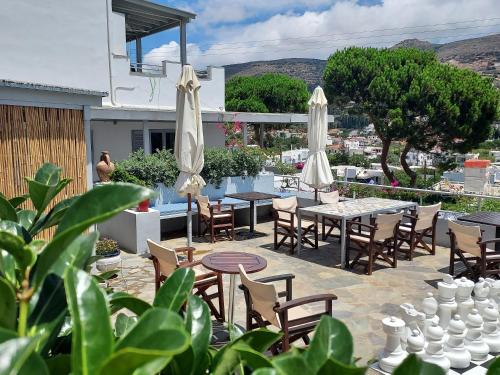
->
109;221;451;365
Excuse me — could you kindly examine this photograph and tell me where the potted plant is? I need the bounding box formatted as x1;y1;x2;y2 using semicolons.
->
95;237;121;272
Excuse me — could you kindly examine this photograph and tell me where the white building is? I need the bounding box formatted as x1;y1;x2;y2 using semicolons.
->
281;149;309;164
0;0;334;184
405;150;435;167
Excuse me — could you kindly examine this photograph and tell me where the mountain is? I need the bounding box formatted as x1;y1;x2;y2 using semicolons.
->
224;34;500;89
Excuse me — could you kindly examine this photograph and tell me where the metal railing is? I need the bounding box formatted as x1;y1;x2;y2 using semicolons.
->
273;175;500;211
129;63;164;74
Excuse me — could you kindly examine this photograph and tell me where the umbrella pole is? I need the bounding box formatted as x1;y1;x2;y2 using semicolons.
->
314;188;318;202
187;193;192;247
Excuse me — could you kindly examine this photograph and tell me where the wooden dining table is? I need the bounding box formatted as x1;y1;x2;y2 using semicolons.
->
201;251;267;327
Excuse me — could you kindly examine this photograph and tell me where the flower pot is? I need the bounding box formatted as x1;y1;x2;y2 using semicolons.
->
137;199;150;212
96;249;121;272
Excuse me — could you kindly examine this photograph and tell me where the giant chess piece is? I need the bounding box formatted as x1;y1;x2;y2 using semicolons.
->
422;319;451;373
437;275;458;330
444;314;471;369
474;278;491;316
485;278;500;310
464;309;490;361
406;329;425;357
379;316;408;373
400;303;425;349
422;292;439;338
482;304;500;353
455;277;475;319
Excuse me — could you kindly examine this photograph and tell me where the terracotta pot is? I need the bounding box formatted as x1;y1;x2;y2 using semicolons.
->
137;199;150;212
96;151;115;182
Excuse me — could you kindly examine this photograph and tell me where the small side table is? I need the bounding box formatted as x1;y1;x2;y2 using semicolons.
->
201;251;267;327
225;192;279;236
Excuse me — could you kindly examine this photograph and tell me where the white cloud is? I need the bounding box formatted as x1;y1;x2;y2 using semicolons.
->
145;0;500;68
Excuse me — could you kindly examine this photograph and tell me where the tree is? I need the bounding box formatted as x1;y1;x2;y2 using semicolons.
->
324;47;499;186
226;73;310;113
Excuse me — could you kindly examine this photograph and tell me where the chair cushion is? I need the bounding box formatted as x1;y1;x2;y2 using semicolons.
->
277;218;316;229
213;213;232;219
348;232;371;244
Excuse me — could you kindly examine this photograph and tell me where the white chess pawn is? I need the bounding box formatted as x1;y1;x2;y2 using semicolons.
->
406;329;425;357
465;309;490;361
444;314;471;369
400;303;425;349
482;304;500;353
485;278;500;310
422;292;439;338
422;320;451;373
379;316;408;373
474;278;491;316
455;277;475;319
437;275;458;330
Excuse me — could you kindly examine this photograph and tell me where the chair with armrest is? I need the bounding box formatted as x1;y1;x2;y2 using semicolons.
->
147;239;225;321
319;191;341;241
196;195;235;243
398;203;441;260
346;212;402;275
272;196;318;251
238;264;337;353
448;220;500;280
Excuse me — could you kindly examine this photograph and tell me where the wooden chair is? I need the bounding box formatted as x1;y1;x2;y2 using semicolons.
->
147;239;225;321
272;196;318;251
346;212;402;275
238;264;337;353
398;203;441;260
196;195;234;243
319;191;341;241
448;221;500;280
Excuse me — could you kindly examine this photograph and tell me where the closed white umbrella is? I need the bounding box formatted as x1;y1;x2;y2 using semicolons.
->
174;65;206;246
300;86;334;200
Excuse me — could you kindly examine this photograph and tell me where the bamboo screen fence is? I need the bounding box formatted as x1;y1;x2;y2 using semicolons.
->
0;104;87;237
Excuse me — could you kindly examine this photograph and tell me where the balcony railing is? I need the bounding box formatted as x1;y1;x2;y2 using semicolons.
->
129;63;164;74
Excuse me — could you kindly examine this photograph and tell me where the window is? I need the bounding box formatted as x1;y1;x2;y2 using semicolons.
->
150;130;175;153
131;130;144;152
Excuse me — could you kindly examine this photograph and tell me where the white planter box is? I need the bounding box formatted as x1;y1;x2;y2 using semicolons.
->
96;254;121;272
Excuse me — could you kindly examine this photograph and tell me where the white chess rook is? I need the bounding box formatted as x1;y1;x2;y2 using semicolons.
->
379;316;408;373
444;314;471;369
464;309;490;361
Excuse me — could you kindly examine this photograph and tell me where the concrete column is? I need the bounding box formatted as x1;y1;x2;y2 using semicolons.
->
180;21;187;65
142;121;150;155
83;106;93;190
242;123;248;146
135;38;142;72
259;123;265;148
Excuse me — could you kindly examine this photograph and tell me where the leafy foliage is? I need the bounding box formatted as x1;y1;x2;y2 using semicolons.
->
95;238;119;257
226;74;310;113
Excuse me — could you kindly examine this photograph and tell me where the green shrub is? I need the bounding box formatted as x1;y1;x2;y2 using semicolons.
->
275;160;297;175
96;238;119;256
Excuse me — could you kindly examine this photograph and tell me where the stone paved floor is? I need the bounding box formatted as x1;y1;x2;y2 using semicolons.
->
108;221;450;365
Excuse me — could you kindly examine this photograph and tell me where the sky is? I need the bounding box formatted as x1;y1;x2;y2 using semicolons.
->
137;0;500;68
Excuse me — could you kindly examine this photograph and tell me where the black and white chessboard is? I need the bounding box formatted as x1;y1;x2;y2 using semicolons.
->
371;353;499;375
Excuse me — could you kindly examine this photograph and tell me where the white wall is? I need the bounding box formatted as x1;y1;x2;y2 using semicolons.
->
91;121;225;180
0;0;109;93
103;11;225;111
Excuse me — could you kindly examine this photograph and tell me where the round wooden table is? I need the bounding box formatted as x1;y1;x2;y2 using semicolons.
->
202;251;267;326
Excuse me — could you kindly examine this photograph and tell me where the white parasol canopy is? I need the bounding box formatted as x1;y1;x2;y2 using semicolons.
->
174;65;206;197
300;86;334;190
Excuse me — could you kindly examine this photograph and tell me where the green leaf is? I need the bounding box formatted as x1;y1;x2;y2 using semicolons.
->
18;351;49;375
271;352;309;375
253;369;277;375
65;267;113;375
29;196;79;236
115;307;187;351
393;354;445;375
17;210;36;231
26;163;68;215
213;343;273;375
305;315;354;372
34;163;62;185
0;327;17;344
33;183;155;289
0;251;16;287
45;354;71;375
8;195;29;209
115;313;138;337
0;221;31;243
49;232;97;279
0;196;17;222
488;357;500;375
109;292;151;316
153;268;195;312
99;348;172;375
317;358;366;375
93;269;118;281
0;337;38;375
0;277;16;330
185;295;211;375
0;231;33;270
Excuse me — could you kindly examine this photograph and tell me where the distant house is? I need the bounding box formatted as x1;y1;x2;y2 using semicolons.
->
0;0;334;192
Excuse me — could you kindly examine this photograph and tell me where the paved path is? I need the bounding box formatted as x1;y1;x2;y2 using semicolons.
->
110;221;450;365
